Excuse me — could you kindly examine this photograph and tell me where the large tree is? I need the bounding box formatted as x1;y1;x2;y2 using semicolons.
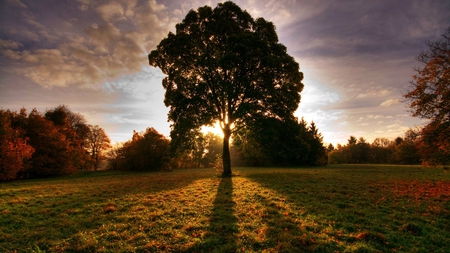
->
404;28;450;168
148;1;303;176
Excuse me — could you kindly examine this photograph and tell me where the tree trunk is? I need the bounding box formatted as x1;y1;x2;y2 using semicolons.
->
222;125;232;177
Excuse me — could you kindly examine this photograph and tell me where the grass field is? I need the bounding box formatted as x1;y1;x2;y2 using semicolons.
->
1;165;449;252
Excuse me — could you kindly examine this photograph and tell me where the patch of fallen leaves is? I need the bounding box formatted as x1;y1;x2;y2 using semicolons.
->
390;180;450;200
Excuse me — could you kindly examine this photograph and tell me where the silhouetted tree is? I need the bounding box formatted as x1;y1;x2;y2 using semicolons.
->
404;28;450;168
119;128;170;171
233;118;326;166
105;143;124;170
353;137;370;163
149;1;303;176
305;121;327;165
326;143;335;153
370;138;394;163
393;129;421;164
85;125;111;170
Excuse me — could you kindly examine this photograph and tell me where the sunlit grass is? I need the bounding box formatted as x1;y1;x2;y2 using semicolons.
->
0;165;449;252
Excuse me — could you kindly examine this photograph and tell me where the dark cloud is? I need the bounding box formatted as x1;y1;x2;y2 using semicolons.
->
283;0;450;59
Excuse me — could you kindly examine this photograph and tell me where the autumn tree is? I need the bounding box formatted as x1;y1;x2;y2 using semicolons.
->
118;128;170;171
85;125;111;170
149;1;303;176
0;109;34;181
45;105;91;170
404;28;450;168
26;109;76;177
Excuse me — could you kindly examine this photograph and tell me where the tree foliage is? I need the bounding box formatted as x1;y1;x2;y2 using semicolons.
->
0;109;34;180
110;128;170;171
0;106;110;181
233;118;327;166
328;130;421;165
404;28;450;168
85;125;111;170
149;1;303;176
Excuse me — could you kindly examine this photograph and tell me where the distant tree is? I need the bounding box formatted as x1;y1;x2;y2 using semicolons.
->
233;118;326;166
105;143;124;170
372;138;391;148
305;121;327;165
370;138;394;164
148;1;303;176
201;132;223;167
326;143;335;153
120;128;170;171
394;137;403;146
85;125;111;170
393;129;421;165
344;136;358;163
404;28;450;168
348;136;358;145
354;137;370;163
328;143;348;164
45;105;91;170
329;136;373;164
26;109;76;177
0;109;34;181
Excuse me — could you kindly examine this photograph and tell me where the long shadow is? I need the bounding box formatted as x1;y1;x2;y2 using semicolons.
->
186;177;238;252
244;169;426;252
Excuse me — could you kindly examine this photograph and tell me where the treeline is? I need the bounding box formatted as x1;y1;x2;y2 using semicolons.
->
0;106;110;181
233;118;327;166
328;129;421;165
2;107;328;180
106;128;221;171
107;117;328;171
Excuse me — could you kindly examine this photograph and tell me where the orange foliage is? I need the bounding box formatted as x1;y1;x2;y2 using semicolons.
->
391;180;450;200
0;137;35;181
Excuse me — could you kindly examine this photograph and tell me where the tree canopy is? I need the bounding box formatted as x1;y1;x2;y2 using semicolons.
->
0;106;111;181
404;27;450;168
149;1;303;176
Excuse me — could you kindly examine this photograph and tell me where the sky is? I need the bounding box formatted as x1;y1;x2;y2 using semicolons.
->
0;0;449;146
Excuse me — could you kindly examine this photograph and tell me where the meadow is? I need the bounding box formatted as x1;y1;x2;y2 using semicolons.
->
1;165;449;252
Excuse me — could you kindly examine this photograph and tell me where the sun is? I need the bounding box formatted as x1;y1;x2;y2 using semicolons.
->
201;121;224;138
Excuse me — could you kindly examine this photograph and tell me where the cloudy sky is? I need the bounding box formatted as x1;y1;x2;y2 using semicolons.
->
1;0;449;146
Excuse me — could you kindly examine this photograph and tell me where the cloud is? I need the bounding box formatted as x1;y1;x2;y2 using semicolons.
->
380;99;400;107
7;0;27;9
96;1;125;22
0;0;178;89
0;0;446;145
0;39;23;49
284;1;450;60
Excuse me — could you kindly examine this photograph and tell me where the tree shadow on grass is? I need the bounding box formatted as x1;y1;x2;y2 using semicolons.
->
244;170;420;252
185;176;238;252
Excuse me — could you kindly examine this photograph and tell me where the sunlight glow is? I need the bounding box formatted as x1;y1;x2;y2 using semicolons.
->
201;121;224;138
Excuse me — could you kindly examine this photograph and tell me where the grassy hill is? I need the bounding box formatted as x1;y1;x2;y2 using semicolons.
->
1;165;449;252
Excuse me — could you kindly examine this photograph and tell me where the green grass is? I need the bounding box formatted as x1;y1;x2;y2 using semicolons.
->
1;165;449;252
